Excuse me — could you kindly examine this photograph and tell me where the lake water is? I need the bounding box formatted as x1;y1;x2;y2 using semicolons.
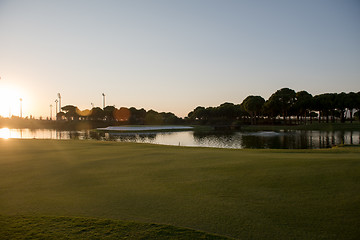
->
1;128;359;149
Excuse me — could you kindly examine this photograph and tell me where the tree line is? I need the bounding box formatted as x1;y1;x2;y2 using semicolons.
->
56;88;360;126
57;105;183;125
187;88;360;125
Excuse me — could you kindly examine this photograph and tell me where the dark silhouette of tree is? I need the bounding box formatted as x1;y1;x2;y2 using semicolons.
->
217;102;240;121
347;92;357;123
103;106;116;121
48;88;360;127
188;106;208;123
335;92;347;123
312;95;323;123
267;88;296;123
312;94;335;123
241;96;265;125
309;111;318;124
263;99;279;124
188;103;243;125
129;107;146;124
91;107;105;120
56;111;66;121
61;105;79;121
161;112;180;124
328;93;338;123
145;110;163;125
356;92;360;122
113;107;131;122
294;91;312;124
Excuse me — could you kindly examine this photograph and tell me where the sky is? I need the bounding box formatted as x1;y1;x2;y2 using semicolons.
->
0;0;359;118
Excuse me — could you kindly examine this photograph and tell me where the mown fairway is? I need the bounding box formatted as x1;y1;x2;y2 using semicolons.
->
1;139;359;239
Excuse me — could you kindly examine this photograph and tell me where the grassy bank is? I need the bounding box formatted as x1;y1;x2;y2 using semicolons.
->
1;140;359;239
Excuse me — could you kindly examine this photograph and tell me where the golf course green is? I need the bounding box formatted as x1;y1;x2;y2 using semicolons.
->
1;139;359;239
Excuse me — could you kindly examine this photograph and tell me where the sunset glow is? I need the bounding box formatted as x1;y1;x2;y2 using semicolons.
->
0;1;359;118
0;128;10;139
0;84;25;118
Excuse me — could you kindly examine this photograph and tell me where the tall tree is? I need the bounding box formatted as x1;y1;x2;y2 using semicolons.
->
312;94;334;123
356;92;360;122
90;107;105;120
217;102;239;122
188;106;207;123
347;92;357;123
103;106;116;121
113;107;131;122
335;92;347;123
61;105;79;121
294;91;312;124
241;96;265;125
267;88;296;123
145;110;163;125
129;107;146;124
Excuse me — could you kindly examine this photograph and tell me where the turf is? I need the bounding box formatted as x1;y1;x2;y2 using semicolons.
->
0;139;359;239
0;215;229;240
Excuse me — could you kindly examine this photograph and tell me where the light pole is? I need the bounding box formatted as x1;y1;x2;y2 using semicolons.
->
91;102;94;109
102;93;105;109
55;99;58;119
19;98;22;118
50;104;53;120
57;93;61;112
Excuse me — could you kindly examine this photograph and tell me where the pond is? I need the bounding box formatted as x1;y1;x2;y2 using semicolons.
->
1;127;359;149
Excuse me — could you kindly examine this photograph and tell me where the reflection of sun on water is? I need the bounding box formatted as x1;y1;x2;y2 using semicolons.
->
0;128;11;139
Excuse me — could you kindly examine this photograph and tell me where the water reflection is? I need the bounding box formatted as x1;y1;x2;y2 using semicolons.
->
0;128;359;149
106;132;157;142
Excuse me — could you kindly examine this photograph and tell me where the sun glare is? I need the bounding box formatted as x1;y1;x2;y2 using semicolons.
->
0;128;10;139
0;84;25;118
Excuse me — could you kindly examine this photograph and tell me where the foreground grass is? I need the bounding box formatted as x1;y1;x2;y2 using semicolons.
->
0;139;360;239
1;215;229;240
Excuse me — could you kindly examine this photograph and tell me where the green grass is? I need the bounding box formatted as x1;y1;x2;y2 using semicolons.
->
0;215;229;240
1;139;360;239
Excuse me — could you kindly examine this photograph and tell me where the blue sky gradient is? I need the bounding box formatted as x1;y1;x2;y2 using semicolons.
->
0;0;359;117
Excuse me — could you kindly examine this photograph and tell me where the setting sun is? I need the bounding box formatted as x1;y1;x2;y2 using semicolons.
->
0;84;25;118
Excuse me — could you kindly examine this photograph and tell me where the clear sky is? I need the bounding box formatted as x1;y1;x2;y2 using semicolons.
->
0;0;359;118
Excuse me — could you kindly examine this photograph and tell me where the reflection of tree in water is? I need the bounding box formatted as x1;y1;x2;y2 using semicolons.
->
17;129;359;148
193;131;234;141
240;135;268;148
304;131;360;148
29;129;38;139
339;131;345;145
299;131;311;149
193;131;242;148
88;131;105;140
240;131;310;149
137;133;156;142
107;132;157;143
192;131;301;149
69;131;80;140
